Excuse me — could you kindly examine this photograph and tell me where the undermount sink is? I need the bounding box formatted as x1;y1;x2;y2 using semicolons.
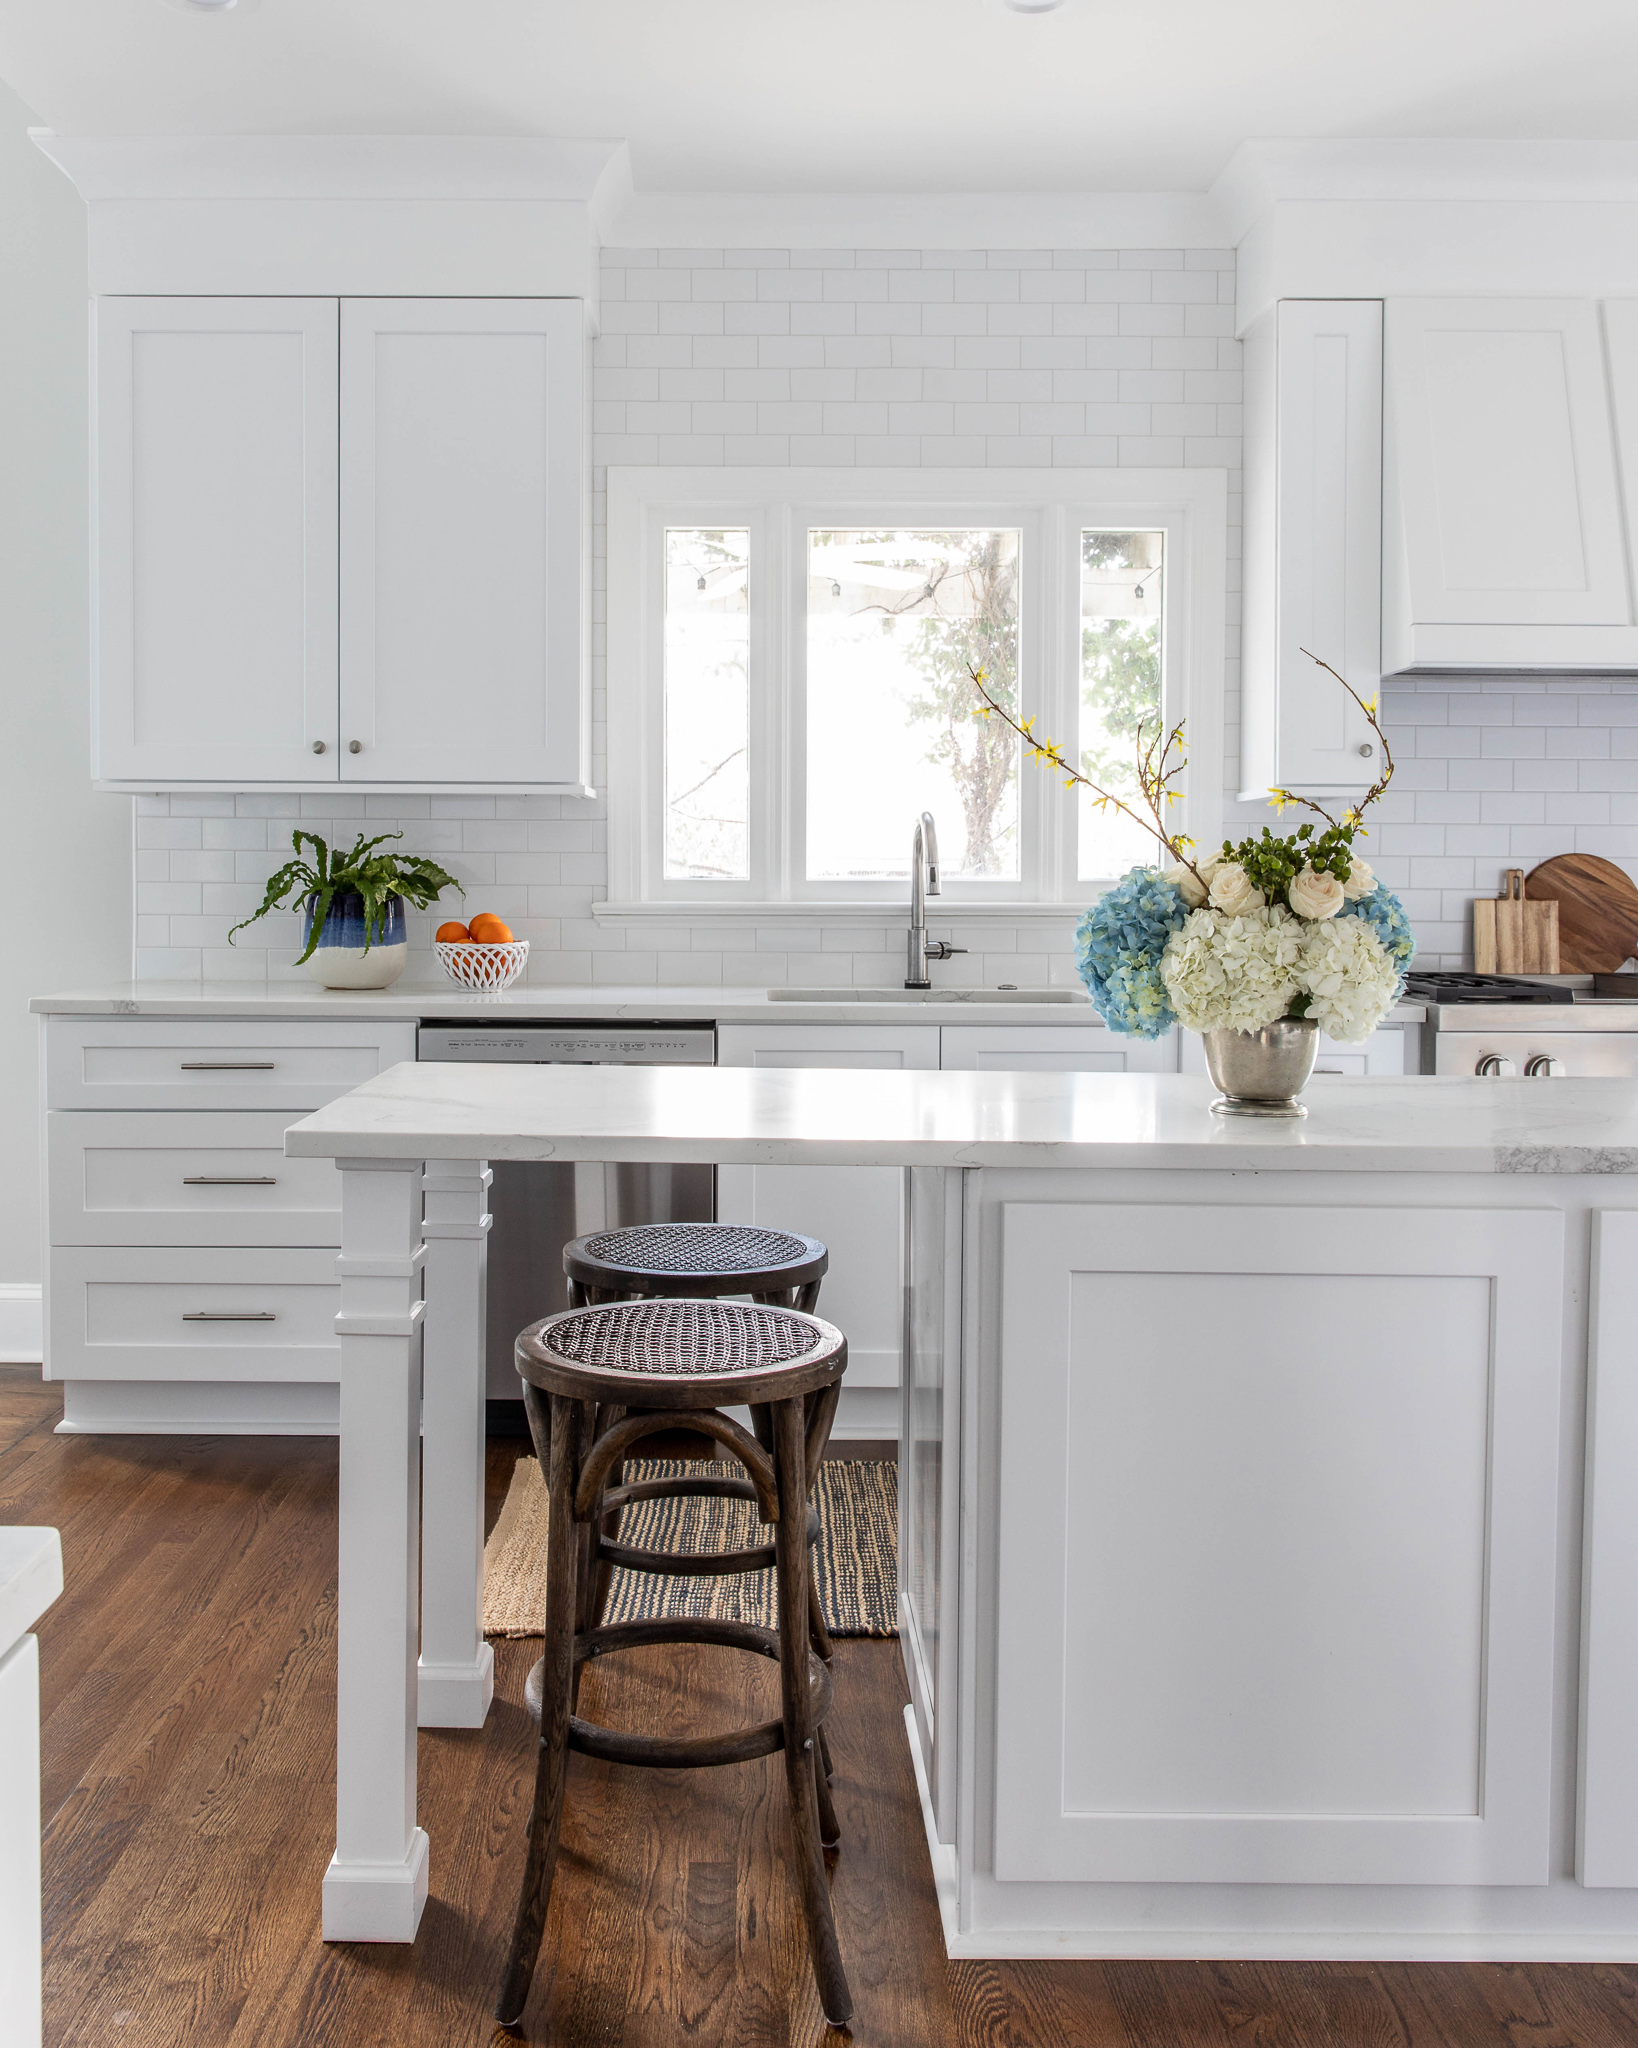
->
768;986;1085;1004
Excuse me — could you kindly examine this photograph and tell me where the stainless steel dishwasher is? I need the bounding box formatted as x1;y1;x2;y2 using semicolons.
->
416;1021;717;1412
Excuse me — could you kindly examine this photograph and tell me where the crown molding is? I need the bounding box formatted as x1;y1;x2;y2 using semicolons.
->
1212;138;1638;244
600;187;1228;251
29;131;630;205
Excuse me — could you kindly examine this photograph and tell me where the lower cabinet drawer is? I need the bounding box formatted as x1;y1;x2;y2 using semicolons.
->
46;1019;418;1111
48;1112;342;1248
47;1248;340;1383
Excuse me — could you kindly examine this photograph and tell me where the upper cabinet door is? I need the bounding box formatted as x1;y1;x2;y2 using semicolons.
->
1240;301;1382;800
94;298;339;783
338;299;586;786
1383;299;1638;670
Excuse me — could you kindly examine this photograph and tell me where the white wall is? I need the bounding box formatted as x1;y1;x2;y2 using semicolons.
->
0;83;130;1338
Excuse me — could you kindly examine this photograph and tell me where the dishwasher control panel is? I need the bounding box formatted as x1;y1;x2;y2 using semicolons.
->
417;1022;716;1065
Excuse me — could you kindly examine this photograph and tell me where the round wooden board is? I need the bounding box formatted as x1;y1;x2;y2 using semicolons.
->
1526;854;1638;972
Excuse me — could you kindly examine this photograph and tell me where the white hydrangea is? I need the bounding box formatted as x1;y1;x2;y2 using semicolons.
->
1160;906;1305;1033
1295;915;1401;1042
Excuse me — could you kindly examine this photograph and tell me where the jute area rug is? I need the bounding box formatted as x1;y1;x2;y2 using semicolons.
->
483;1456;899;1639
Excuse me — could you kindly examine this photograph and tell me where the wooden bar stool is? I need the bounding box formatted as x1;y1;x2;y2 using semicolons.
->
563;1220;829;1310
495;1297;853;2030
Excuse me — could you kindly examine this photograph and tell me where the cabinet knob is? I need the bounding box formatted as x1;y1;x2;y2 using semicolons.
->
1476;1054;1516;1077
1357;742;1375;758
312;740;326;754
348;739;362;754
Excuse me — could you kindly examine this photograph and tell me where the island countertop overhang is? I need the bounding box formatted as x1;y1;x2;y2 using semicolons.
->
283;1063;1638;1176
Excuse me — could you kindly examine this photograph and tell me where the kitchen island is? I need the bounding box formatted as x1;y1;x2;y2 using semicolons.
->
285;1064;1638;1960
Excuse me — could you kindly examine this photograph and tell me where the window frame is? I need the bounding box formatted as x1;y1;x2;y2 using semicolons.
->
605;466;1226;915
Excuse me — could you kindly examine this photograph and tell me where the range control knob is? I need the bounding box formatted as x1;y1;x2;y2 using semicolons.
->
1525;1054;1565;1078
1476;1054;1517;1077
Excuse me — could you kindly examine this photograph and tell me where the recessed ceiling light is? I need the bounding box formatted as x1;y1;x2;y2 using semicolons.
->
159;0;261;14
986;0;1073;14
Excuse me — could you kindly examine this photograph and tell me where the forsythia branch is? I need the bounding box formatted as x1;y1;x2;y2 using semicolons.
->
968;662;1207;890
1272;648;1397;837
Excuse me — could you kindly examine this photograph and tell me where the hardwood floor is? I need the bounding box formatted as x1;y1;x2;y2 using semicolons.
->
5;1364;1636;2047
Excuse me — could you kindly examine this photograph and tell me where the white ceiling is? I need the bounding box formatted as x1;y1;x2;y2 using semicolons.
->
3;0;1638;197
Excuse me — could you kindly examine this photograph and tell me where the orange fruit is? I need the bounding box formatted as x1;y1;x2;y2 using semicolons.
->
473;919;514;946
435;921;470;944
467;911;502;934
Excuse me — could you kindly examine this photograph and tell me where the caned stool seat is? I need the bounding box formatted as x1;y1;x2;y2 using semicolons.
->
495;1297;852;2031
563;1220;828;1309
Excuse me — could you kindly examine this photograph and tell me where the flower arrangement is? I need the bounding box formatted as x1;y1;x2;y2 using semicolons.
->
972;650;1415;1045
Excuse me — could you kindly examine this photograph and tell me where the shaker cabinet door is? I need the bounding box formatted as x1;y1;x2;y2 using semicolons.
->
1240;300;1382;800
1383;298;1638;669
338;299;586;786
94;297;339;783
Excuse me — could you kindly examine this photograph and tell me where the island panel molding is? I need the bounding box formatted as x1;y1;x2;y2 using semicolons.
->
1577;1208;1638;1887
995;1200;1563;1887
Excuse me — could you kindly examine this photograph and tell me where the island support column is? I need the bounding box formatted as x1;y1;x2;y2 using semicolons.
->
324;1155;428;1942
417;1159;494;1728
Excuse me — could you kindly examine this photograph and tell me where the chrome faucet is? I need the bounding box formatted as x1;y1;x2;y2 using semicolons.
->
906;811;967;989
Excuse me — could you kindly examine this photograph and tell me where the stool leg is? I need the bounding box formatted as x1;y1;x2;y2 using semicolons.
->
773;1397;852;2026
588;1404;627;1632
812;1724;841;1849
496;1392;583;2027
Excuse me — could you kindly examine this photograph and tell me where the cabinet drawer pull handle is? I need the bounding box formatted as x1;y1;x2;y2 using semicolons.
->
182;1311;277;1323
179;1062;276;1071
182;1176;278;1187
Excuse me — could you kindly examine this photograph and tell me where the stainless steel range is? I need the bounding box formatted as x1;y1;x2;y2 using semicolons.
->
1406;971;1638;1077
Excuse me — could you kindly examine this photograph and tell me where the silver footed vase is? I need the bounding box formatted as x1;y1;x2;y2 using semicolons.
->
1202;1015;1319;1119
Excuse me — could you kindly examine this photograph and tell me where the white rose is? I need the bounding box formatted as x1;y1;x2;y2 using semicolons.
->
1287;866;1345;921
1342;857;1376;901
1207;862;1266;917
1164;861;1210;909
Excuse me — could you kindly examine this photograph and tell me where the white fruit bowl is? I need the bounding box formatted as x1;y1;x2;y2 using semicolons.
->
435;939;529;992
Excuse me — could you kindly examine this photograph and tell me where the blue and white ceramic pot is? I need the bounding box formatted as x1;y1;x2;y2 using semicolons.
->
302;892;408;989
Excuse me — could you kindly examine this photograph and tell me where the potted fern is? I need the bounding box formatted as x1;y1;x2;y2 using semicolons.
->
229;831;463;988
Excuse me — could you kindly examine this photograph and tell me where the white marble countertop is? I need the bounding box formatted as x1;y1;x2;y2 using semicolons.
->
31;979;1095;1026
285;1063;1637;1175
30;980;1429;1028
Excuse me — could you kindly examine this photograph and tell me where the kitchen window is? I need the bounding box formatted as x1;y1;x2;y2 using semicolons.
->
606;468;1226;914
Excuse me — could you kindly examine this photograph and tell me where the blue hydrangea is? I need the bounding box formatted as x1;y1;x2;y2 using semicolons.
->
1338;882;1416;992
1075;867;1189;1038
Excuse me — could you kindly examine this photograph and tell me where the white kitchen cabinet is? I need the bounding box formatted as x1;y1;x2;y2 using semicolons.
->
995;1200;1562;1886
716;1024;938;1419
94;297;340;784
1383;298;1638;672
94;296;587;792
42;1015;414;1430
1242;300;1383;800
338;299;585;786
939;1023;1176;1072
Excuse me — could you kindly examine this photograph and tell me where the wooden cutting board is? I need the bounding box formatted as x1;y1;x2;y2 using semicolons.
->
1526;855;1638;972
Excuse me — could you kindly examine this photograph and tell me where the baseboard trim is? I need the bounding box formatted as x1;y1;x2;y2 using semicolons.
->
0;1284;43;1364
904;1702;960;1955
57;1380;340;1436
